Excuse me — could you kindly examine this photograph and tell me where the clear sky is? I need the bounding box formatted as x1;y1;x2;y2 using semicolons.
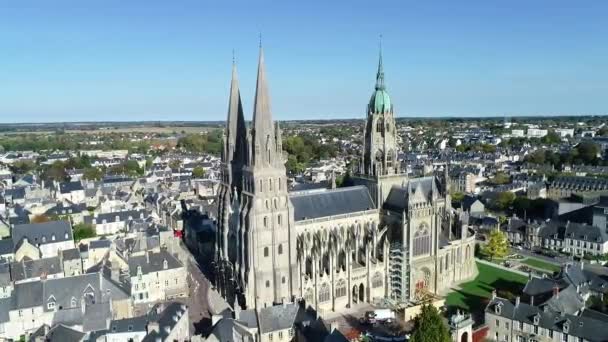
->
1;1;607;123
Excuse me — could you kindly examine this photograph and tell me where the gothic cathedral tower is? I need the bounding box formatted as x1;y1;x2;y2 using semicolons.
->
239;47;298;308
353;47;406;207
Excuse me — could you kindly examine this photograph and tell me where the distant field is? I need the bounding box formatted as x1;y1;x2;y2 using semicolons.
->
0;125;218;135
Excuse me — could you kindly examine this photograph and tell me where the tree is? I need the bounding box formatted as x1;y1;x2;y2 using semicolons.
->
192;166;206;178
169;159;182;169
489;172;510;185
484;229;509;261
83;167;103;181
494;191;516;210
73;223;96;241
31;214;51;223
513;197;531;217
410;304;451;342
451;192;465;207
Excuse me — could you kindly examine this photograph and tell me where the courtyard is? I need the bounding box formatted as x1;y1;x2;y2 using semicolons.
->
445;261;528;325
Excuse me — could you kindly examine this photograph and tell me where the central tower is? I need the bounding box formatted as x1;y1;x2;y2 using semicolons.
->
353;47;406;207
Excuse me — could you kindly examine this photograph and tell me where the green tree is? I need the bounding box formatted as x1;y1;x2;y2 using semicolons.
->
83;167;103;181
410;304;451;342
42;161;69;182
483;229;509;260
169;159;182;169
513;197;531;216
494;191;516;210
192;166;206;178
73;223;96;241
541;130;561;145
489;172;510;185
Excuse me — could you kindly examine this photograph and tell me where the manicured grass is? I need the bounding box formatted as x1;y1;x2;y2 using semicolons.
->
446;261;527;322
520;258;561;273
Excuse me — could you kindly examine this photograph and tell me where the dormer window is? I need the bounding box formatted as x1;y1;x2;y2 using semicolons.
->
41;236;47;243
64;232;68;239
495;303;502;315
163;259;168;269
563;320;570;333
47;301;55;310
71;297;77;307
51;234;56;241
533;314;540;325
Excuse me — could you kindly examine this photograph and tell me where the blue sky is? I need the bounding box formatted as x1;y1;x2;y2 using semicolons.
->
1;1;607;122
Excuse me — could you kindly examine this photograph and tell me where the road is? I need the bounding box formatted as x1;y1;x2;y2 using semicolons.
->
175;242;212;336
510;247;571;266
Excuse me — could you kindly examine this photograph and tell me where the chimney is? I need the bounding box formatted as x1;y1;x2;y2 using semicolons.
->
146;251;150;264
515;296;520;307
553;285;560;298
491;290;497;300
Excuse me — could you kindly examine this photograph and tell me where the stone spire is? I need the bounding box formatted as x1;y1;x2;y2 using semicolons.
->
223;57;247;187
251;46;277;167
375;40;385;91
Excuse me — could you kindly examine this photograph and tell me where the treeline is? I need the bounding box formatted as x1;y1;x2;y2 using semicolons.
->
283;134;339;175
525;141;604;168
176;130;222;155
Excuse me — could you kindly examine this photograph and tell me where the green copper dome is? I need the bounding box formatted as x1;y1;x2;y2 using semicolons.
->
370;88;391;114
368;49;391;114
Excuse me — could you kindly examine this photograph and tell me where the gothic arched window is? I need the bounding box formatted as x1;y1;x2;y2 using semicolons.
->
372;272;383;288
413;223;430;256
319;283;330;303
335;279;347;297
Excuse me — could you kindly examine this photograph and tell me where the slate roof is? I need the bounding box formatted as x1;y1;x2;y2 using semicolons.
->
11;256;63;282
290;186;375;221
13;281;44;309
109;315;148;334
85;209;147;225
141;302;188;342
12;221;73;246
258;303;300;334
59;181;84;194
44;324;86;342
0;238;14;255
62;248;81;261
550;176;608;192
383;176;443;212
486;297;608;341
127;250;183;277
90;239;111;249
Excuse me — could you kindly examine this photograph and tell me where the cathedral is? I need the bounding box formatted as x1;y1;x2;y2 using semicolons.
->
215;45;477;314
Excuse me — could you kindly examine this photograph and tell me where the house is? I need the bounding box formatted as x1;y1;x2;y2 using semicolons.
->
462;194;485;216
485;263;608;342
61;248;83;277
0;272;130;340
207;302;301;342
10;256;64;284
56;181;85;203
85;209;147;235
128;250;187;304
11;221;75;259
531;219;608;256
140;303;190;342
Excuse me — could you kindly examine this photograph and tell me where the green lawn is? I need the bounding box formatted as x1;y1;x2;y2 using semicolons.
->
520;258;561;273
446;261;528;323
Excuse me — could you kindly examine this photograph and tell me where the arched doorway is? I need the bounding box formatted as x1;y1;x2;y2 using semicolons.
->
359;283;365;302
352;285;359;303
461;331;469;342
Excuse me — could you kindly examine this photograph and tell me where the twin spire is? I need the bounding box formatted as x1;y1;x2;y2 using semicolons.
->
224;45;280;169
